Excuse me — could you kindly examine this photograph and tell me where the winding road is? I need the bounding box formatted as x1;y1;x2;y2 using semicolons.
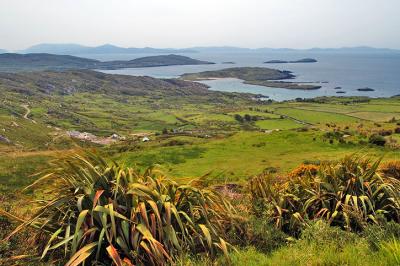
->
21;104;36;123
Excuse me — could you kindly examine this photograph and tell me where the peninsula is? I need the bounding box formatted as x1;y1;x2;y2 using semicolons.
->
0;53;214;72
181;67;322;90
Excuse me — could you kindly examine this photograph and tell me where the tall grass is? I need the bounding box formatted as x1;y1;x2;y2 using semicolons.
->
1;152;237;265
249;156;400;233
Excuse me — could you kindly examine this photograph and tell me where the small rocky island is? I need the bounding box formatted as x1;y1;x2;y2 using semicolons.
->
357;87;375;92
264;58;318;64
181;67;322;90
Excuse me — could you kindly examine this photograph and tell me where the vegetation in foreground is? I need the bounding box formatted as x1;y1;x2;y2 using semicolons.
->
1;153;400;265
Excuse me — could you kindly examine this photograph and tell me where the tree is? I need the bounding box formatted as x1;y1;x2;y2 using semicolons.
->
234;114;244;123
244;114;252;122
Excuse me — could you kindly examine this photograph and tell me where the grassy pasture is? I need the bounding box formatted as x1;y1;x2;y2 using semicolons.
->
117;130;400;183
274;107;361;124
255;119;302;130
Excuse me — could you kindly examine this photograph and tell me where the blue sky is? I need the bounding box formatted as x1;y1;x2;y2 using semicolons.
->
0;0;399;50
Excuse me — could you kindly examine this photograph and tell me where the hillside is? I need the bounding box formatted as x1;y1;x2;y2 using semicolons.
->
0;69;252;142
0;53;99;72
0;53;214;72
0;69;219;97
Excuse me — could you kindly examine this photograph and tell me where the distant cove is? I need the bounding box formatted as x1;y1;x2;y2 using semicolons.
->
99;51;400;101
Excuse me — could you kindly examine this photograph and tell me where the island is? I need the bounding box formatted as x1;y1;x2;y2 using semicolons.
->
180;67;322;90
336;91;346;94
264;58;318;64
357;87;375;92
0;53;214;72
222;61;236;64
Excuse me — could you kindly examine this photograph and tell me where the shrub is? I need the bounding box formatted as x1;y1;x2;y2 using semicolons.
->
289;164;319;178
300;220;356;248
395;127;400;134
245;218;288;253
234;114;243;123
249;156;400;233
378;129;393;136
369;134;386;146
380;161;400;179
2;153;237;265
244;114;252;122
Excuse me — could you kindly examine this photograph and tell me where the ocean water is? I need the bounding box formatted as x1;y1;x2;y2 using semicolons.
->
86;52;400;101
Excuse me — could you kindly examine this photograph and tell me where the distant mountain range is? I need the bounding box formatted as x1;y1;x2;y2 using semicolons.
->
19;44;196;55
0;53;214;72
191;46;400;53
2;43;397;55
14;44;400;55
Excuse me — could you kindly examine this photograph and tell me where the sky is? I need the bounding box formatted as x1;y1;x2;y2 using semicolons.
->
0;0;399;50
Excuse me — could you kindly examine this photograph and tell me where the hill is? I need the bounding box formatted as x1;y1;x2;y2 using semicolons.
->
21;43;196;54
0;53;99;72
0;53;214;72
0;69;251;149
0;69;213;97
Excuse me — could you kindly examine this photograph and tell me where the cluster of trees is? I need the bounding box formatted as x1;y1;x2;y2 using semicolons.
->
234;114;260;123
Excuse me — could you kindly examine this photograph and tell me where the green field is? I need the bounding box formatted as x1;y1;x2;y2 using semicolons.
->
115;130;399;183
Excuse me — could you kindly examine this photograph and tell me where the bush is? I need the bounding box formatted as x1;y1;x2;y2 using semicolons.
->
395;127;400;134
378;129;393;136
234;114;243;123
289;164;319;178
300;220;356;248
369;134;386;146
245;218;288;253
243;114;251;121
3;153;237;265
380;161;400;179
249;156;400;233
